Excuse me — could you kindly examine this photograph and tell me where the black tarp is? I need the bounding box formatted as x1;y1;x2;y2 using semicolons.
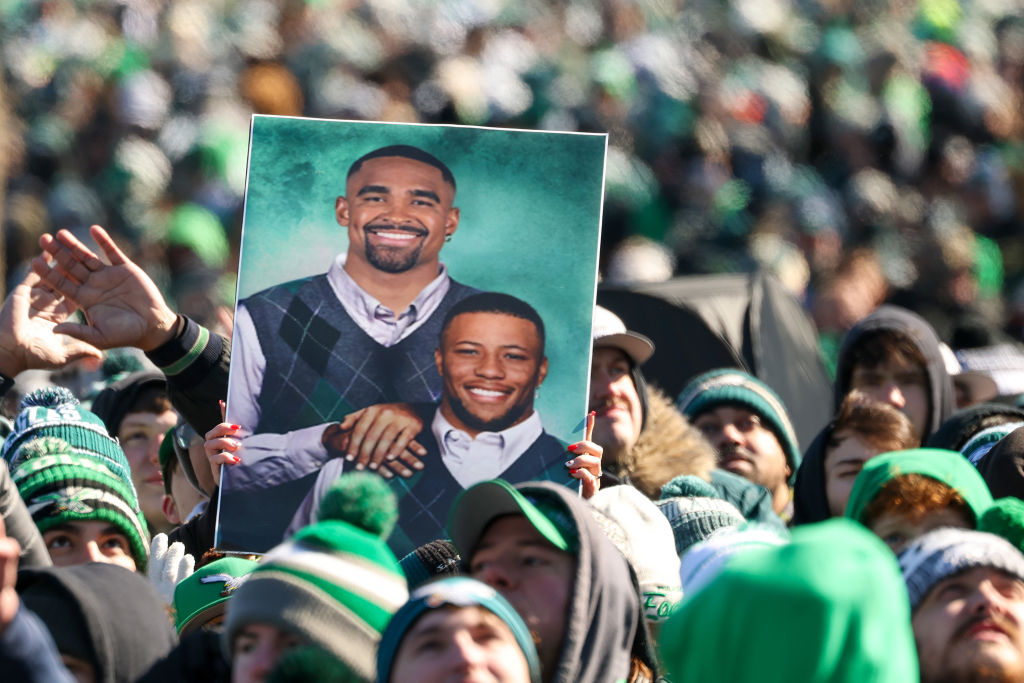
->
597;271;832;448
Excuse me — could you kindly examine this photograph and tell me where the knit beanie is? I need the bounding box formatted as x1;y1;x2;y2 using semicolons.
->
961;423;1024;466
174;556;259;636
2;387;132;483
677;368;802;479
398;539;461;590
979;498;1024;555
588;485;682;623
844;448;994;525
375;577;542;683
657;494;746;556
899;527;1024;611
223;473;408;680
268;646;364;683
679;523;790;596
90;370;167;438
926;403;1024;452
13;437;150;571
662;519;918;683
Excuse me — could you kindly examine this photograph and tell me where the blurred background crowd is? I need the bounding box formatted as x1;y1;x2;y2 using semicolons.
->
2;0;1023;371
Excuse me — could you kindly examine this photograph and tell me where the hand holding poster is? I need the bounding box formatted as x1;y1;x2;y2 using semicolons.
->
218;116;606;556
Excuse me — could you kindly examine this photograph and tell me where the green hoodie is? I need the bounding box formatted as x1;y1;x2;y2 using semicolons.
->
659;519;919;682
844;448;993;525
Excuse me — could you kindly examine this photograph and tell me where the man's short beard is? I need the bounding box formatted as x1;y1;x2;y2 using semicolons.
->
365;243;424;273
449;394;534;434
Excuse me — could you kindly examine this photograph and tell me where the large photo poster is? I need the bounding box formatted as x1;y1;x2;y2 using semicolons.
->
217;116;606;555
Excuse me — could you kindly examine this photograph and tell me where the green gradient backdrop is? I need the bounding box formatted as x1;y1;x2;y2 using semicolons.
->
232;115;606;442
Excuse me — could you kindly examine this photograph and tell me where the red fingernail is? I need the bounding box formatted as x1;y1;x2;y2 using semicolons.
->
232;456;241;464
567;443;578;451
230;424;241;430
589;410;596;417
570;468;580;474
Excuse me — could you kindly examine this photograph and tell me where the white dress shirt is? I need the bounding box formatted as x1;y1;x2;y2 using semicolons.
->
431;408;545;488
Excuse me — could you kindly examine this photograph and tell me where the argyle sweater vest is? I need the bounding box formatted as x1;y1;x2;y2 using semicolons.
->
243;273;479;435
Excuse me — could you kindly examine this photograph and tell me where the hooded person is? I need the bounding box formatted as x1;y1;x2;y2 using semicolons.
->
844;448;994;552
448;479;654;683
375;576;542;683
660;518;919;682
833;305;955;444
976;426;1024;499
16;562;177;683
926;402;1024;454
791;391;919;525
222;473;408;682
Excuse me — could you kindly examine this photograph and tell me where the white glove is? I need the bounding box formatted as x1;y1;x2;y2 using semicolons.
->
148;533;195;606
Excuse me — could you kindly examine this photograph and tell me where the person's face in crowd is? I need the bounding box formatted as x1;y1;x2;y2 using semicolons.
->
913;567;1024;683
692;405;791;498
469;515;575;677
869;508;972;554
849;358;929;441
589;347;643;463
337;156;459;276
42;520;136;572
824;430;878;518
118;409;178;523
390;605;533;683
437;312;547;437
232;623;302;683
162;461;208;526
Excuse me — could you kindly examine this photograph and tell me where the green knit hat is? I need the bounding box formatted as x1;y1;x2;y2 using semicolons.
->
844;448;994;525
661;519;919;682
2;387;134;485
223;473;408;680
173;556;259;636
677;369;802;480
979;497;1024;555
12;437;150;571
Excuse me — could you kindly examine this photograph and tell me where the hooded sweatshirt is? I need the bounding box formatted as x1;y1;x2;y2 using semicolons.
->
793;305;955;525
844;448;994;525
659;519;919;682
977;426;1024;499
16;563;177;683
833;305;954;440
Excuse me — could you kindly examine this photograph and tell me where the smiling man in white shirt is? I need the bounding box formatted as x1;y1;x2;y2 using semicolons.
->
283;292;569;556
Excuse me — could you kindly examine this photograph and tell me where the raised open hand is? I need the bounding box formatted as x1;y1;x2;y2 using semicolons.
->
32;225;178;352
0;268;102;377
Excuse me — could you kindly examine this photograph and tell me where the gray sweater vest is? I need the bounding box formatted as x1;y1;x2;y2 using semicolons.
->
243;273;478;434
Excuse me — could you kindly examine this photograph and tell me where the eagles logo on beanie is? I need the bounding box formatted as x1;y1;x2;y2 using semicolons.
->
2;387;134;485
12;437;150;571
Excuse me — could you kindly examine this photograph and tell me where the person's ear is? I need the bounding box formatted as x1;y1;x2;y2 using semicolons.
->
161;494;182;527
444;207;460;239
335;196;350;227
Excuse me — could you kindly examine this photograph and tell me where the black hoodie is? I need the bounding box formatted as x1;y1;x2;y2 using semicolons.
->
792;305;955;525
17;563;177;683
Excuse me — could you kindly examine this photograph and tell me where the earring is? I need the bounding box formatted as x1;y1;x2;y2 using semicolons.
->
444;233;452;243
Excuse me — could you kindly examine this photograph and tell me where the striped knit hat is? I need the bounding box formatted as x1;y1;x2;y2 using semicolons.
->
2;387;133;484
12;437;150;571
223;473;409;679
678;368;802;479
899;527;1024;611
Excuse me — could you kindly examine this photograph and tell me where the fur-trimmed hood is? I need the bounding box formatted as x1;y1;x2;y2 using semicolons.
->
617;386;716;499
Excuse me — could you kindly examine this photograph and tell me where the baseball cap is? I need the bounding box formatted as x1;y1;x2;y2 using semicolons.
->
592;305;655;366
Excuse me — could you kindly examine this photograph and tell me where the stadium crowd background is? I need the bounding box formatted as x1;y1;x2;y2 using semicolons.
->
1;0;1023;366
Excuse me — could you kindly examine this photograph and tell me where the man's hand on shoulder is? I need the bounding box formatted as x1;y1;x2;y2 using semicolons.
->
32;225;179;352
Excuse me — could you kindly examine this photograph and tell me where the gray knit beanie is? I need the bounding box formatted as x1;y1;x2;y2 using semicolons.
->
899;527;1024;611
656;495;746;556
